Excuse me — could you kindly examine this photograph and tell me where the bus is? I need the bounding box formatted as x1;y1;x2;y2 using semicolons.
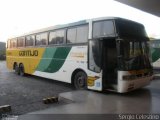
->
150;39;160;70
6;17;153;93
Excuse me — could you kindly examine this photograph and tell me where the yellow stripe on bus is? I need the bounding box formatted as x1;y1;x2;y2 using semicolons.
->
6;48;45;74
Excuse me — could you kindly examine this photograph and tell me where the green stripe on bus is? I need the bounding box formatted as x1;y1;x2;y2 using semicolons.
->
151;48;160;62
36;47;71;73
36;48;57;71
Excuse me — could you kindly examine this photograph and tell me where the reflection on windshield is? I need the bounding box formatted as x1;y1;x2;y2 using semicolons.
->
119;40;152;70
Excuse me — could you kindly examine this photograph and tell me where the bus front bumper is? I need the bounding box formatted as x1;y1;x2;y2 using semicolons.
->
117;75;153;93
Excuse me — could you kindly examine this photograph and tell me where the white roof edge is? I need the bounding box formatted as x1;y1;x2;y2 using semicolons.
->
8;16;126;39
90;16;119;21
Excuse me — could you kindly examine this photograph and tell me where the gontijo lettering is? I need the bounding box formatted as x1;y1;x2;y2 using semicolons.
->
19;50;38;56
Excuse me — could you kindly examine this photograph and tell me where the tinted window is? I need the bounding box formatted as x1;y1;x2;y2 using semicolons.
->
115;19;147;38
67;25;88;44
49;32;56;44
36;32;47;46
67;28;76;43
56;30;65;44
17;37;25;47
7;40;11;48
49;30;65;45
26;35;35;46
10;39;17;48
36;34;41;45
77;25;88;43
150;41;160;48
89;40;102;72
93;21;115;38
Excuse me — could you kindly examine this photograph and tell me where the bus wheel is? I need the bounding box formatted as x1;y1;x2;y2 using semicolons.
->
19;64;25;76
15;64;19;75
74;71;87;89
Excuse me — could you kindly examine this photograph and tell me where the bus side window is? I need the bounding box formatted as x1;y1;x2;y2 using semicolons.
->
93;21;115;38
56;30;65;44
26;35;35;46
49;30;65;45
67;28;76;44
67;25;88;44
36;33;47;46
76;25;88;43
36;34;41;46
49;31;56;44
17;37;25;47
7;40;11;48
10;38;17;48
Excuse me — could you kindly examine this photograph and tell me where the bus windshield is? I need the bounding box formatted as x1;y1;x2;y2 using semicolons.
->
115;19;147;38
118;39;152;70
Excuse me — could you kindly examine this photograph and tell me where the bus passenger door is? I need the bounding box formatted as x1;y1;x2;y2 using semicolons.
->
102;39;117;90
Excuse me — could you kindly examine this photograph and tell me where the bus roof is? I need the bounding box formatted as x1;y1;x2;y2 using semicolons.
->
8;17;143;39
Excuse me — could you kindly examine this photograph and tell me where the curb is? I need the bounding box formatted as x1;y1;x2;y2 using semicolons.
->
0;105;11;113
43;97;58;104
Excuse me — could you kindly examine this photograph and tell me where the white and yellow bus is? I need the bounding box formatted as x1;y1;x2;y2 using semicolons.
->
6;17;153;93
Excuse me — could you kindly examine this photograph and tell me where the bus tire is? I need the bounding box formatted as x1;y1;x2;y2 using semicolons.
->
15;64;19;75
73;71;87;89
19;64;25;76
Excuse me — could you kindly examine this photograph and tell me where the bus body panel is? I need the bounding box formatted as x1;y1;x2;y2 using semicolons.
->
87;70;102;91
7;46;88;83
34;46;88;83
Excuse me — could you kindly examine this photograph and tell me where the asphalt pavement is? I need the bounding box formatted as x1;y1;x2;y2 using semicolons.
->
0;61;74;115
